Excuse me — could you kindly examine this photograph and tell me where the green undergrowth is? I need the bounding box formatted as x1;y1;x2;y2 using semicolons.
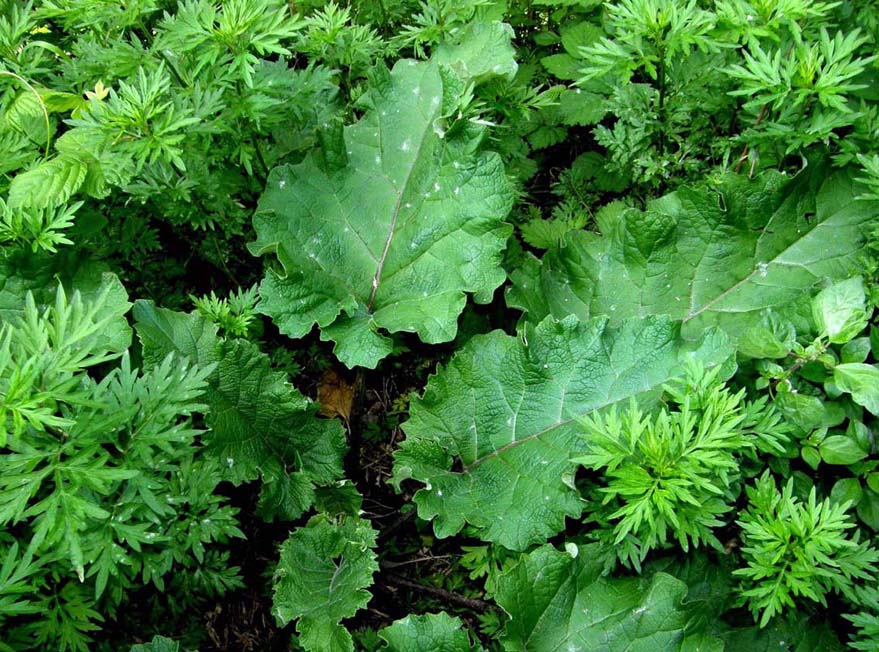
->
1;1;879;651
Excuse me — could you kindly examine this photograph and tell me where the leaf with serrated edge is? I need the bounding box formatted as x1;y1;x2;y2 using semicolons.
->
274;515;378;652
0;256;131;354
8;155;87;209
392;315;731;550
508;166;878;343
133;302;346;521
129;636;187;652
433;22;518;83
250;59;513;368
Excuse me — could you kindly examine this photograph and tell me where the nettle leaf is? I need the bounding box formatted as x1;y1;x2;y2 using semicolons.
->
250;59;514;369
495;543;700;651
379;612;484;652
133;302;346;521
392;315;731;550
508;167;877;343
8;155;87;209
274;514;378;652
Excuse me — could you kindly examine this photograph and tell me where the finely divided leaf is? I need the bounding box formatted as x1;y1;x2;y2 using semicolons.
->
392;315;731;550
379;613;484;652
495;543;694;651
133;302;346;521
250;59;513;368
0;254;131;355
508;167;877;342
274;515;378;652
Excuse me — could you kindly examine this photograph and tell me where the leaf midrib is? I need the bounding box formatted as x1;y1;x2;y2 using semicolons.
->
683;193;849;322
366;72;436;312
461;361;717;472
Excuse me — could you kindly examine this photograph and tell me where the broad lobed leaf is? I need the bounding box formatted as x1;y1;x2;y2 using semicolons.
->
393;314;731;550
508;166;878;342
250;58;514;368
273;514;379;652
379;612;484;652
495;543;707;652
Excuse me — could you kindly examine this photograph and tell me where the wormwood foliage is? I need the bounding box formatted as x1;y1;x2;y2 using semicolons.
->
736;473;879;627
0;276;242;651
2;0;879;651
392;315;731;551
574;364;788;569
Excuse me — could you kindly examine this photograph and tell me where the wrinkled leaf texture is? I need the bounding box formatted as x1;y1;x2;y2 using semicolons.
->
508;165;878;342
495;543;707;652
250;58;514;368
379;612;484;652
393;315;731;550
133;302;345;521
274;515;378;652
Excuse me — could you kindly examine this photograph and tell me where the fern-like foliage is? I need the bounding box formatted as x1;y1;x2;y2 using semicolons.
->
847;585;879;651
574;364;788;569
0;279;244;652
0;281;128;445
191;284;259;338
735;472;879;627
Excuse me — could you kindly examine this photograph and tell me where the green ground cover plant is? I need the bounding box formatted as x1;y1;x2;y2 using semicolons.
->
1;0;878;650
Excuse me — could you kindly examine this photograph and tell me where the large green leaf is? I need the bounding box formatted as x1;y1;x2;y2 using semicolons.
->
641;556;843;650
433;22;518;83
834;363;879;415
720;618;843;652
508;167;878;342
392;315;731;550
495;543;702;651
274;514;378;652
250;59;514;368
379;613;484;652
133;302;346;521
